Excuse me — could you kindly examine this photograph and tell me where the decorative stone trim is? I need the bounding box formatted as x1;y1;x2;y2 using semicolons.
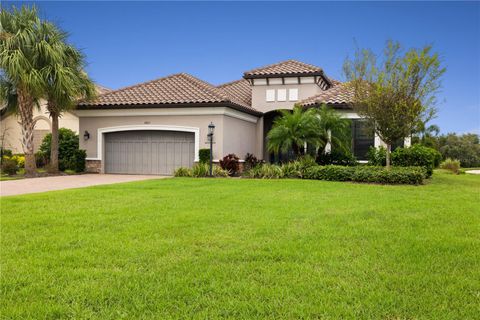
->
86;160;101;173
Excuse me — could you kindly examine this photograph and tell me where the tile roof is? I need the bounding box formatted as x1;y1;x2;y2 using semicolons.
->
217;79;252;109
300;81;354;107
243;59;324;78
79;73;260;115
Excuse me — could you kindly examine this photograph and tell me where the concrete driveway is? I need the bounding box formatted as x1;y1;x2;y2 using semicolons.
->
0;174;168;197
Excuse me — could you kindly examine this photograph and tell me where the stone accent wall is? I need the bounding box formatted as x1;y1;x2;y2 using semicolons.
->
86;160;101;173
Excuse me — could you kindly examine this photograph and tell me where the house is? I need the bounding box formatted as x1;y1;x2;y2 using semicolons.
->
75;60;410;175
0;85;111;154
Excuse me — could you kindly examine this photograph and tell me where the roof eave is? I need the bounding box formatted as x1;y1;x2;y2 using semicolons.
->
76;101;262;117
243;71;325;80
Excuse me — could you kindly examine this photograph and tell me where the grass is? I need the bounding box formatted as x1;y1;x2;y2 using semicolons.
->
1;171;479;319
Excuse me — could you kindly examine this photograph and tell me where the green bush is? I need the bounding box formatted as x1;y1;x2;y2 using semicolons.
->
199;148;211;164
281;161;301;178
304;165;425;185
39;128;86;172
244;164;284;179
35;151;48;168
351;166;425;185
303;165;355;181
62;149;86;173
392;145;440;177
0;148;13;158
316;149;357;166
1;157;18;175
174;167;192;177
367;146;387;166
439;158;461;174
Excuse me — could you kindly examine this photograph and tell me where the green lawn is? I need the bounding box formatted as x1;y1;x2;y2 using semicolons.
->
1;172;479;319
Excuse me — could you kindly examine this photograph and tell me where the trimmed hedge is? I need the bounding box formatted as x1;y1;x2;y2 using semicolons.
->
392;145;441;177
304;165;425;185
198;148;211;164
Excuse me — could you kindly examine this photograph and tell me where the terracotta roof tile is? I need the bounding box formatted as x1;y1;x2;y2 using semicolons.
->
300;81;354;107
79;73;260;115
243;59;323;78
217;79;252;109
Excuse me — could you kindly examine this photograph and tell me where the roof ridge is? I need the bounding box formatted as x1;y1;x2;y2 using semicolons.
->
178;73;230;102
216;78;248;88
243;59;322;75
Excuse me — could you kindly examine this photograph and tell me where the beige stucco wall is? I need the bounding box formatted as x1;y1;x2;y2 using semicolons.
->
76;107;260;165
0;100;79;153
251;83;322;113
223;115;257;159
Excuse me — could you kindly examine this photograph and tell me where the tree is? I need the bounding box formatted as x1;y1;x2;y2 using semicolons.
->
0;6;45;176
267;104;350;160
314;104;351;154
37;22;96;173
343;41;446;167
267;106;320;158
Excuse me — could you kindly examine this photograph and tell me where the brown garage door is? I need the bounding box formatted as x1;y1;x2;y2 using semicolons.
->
104;130;194;175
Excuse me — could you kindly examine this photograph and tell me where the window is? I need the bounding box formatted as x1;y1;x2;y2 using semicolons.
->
277;89;286;101
289;88;298;101
266;89;275;102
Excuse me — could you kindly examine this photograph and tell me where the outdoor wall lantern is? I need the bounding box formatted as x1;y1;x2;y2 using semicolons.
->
207;122;215;176
83;130;90;141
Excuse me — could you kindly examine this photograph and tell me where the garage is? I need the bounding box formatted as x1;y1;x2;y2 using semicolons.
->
104;130;194;175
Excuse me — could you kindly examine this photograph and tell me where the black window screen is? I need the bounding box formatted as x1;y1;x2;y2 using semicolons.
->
353;120;375;160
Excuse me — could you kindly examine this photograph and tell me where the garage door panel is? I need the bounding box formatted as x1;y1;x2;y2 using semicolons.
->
105;130;194;175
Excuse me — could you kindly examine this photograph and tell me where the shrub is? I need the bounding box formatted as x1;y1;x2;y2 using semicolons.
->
174;167;192;177
303;165;425;185
244;164;283;179
0;148;12;158
11;154;25;168
39;128;86;172
303;165;355;181
1;157;18;175
199;148;211;164
281;161;301;178
367;146;387;166
61;149;86;173
35;151;48;168
439;158;461;174
316;149;357;166
244;153;262;171
351;166;425;185
392;145;440;177
220;154;240;176
184;163;229;178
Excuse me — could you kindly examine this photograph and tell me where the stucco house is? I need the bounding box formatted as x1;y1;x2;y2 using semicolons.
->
75;60;409;175
0;85;111;154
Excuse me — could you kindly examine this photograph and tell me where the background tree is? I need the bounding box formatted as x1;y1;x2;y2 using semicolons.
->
37;22;96;173
0;6;44;176
343;41;446;167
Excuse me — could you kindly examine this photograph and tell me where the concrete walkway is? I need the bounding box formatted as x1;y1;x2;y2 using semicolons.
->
0;174;168;197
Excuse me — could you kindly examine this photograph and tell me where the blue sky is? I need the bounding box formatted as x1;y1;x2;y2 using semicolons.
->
6;1;480;134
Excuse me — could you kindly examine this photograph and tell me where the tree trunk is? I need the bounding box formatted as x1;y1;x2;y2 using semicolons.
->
17;89;37;177
386;143;392;169
48;102;60;173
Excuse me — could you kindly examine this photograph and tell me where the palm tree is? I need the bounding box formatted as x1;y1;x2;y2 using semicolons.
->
314;104;351;154
267;105;320;158
0;6;44;176
37;22;96;173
